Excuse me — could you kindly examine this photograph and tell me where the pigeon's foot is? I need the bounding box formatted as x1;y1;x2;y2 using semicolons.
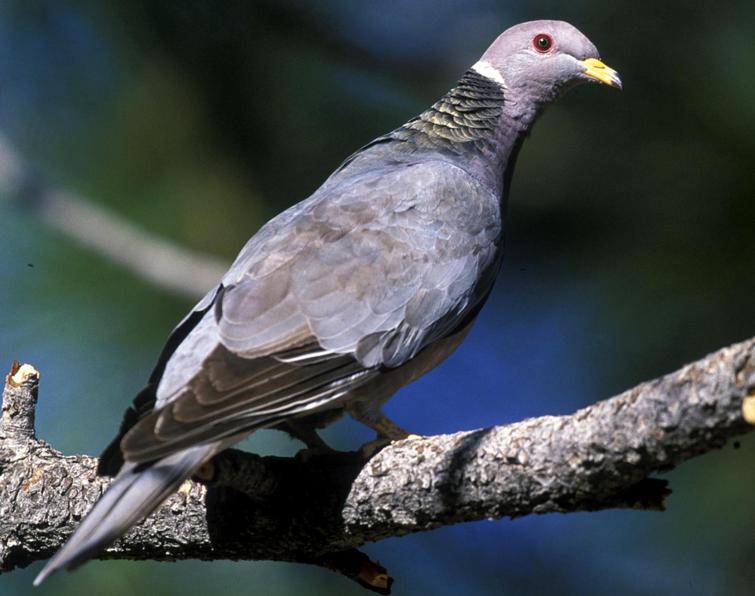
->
360;433;424;459
347;402;414;440
359;437;391;459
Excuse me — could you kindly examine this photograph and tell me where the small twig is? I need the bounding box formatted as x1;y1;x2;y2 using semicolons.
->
0;132;228;300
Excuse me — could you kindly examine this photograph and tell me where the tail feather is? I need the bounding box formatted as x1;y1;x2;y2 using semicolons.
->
34;444;215;586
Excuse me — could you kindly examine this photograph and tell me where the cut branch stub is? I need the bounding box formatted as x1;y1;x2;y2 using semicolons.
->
1;362;39;441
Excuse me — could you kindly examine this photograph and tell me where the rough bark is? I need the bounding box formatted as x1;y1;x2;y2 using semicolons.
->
1;339;754;592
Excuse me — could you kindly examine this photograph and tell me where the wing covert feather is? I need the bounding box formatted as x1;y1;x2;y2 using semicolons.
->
217;160;501;367
124;160;501;463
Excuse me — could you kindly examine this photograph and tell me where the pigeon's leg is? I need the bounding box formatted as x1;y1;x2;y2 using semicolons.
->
347;401;421;458
279;419;343;462
284;420;333;450
351;407;412;439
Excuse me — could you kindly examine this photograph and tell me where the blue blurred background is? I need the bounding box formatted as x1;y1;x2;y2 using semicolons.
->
1;1;753;594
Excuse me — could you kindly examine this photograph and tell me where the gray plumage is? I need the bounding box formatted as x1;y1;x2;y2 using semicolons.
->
35;19;620;585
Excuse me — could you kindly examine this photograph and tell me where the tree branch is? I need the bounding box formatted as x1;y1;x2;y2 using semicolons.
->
0;132;227;300
1;339;753;592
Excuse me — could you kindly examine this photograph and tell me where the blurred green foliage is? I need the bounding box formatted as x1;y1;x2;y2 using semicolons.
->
0;1;753;595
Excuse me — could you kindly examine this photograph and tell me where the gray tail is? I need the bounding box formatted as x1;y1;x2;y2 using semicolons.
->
33;444;213;586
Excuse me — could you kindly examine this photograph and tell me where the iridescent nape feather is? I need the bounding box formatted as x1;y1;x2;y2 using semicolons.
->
401;70;505;148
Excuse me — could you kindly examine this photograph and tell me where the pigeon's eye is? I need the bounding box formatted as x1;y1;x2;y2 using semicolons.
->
533;34;553;53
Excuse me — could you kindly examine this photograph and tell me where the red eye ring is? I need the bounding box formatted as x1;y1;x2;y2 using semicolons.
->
533;33;553;53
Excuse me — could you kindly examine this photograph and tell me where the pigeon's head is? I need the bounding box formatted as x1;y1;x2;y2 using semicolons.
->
475;20;621;106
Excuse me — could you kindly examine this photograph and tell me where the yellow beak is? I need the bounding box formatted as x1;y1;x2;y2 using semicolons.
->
579;58;622;89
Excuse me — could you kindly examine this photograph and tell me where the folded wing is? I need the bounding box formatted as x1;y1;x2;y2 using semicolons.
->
121;161;501;463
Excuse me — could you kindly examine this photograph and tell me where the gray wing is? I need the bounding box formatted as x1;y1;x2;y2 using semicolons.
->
121;160;501;462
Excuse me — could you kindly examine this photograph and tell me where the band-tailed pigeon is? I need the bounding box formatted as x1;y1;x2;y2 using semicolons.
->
35;19;620;584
